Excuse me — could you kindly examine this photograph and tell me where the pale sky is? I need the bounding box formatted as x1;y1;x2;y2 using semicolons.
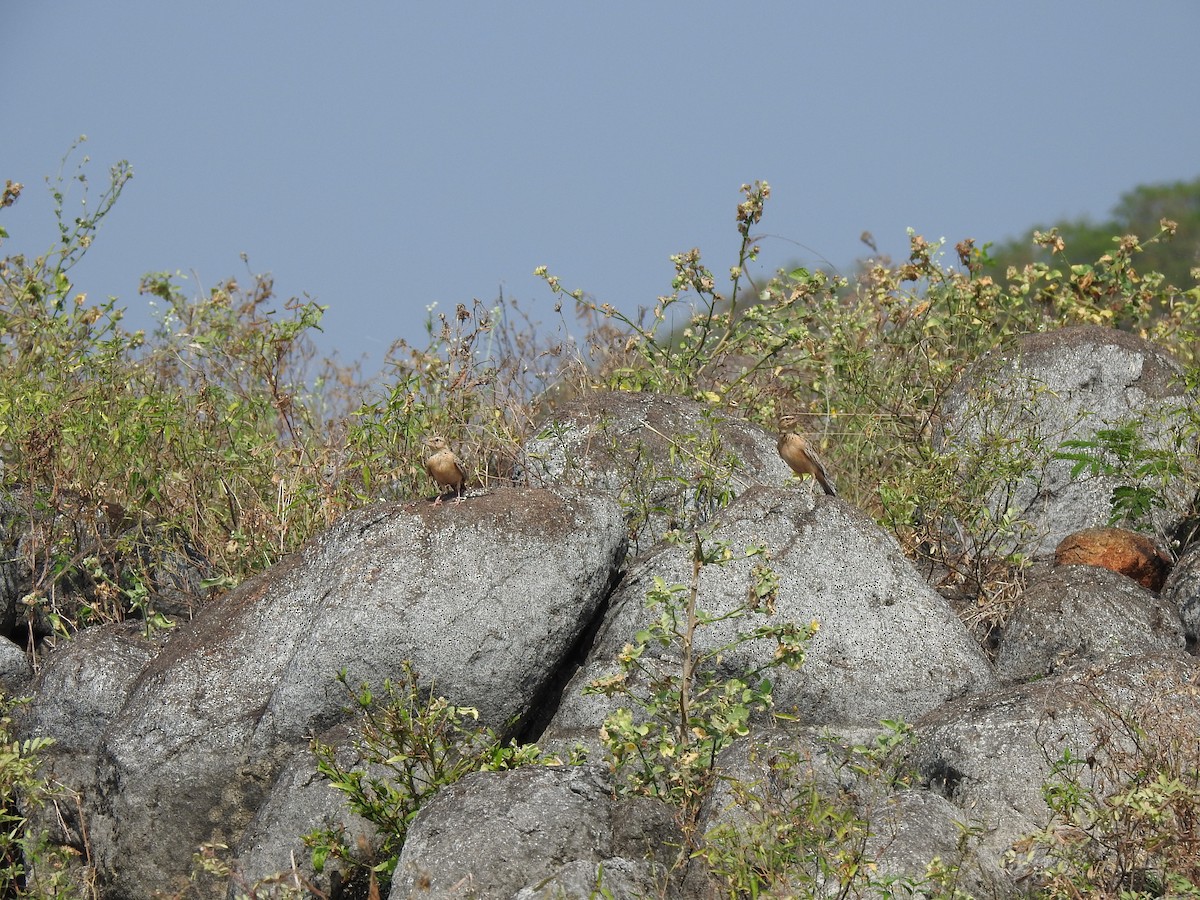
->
7;3;1199;372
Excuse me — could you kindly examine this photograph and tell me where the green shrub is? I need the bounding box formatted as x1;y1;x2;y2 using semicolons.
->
0;145;561;640
698;722;979;898
0;694;88;899
585;528;814;832
1013;669;1200;897
305;664;567;891
0;143;341;637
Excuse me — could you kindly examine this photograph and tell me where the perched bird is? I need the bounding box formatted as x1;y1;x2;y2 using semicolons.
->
424;435;466;504
777;417;837;497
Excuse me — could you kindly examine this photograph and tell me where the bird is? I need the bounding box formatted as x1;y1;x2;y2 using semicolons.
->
777;417;837;497
424;435;466;505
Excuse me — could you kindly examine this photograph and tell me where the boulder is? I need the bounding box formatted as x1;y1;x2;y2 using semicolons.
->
995;565;1186;682
84;488;626;900
24;624;163;755
1160;540;1200;647
911;653;1200;875
19;624;162;884
544;485;994;751
683;724;1011;897
1054;526;1171;591
230;728;378;897
862;789;1013;897
391;764;682;900
939;326;1191;559
0;636;31;694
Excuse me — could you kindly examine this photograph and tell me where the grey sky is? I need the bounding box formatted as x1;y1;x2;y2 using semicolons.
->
7;3;1199;371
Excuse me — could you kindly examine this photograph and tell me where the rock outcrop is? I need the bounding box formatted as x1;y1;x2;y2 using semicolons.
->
939;326;1191;559
10;326;1200;899
29;489;626;898
544;485;994;752
1055;525;1172;590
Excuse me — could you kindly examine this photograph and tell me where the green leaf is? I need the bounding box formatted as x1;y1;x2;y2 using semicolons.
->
310;844;329;873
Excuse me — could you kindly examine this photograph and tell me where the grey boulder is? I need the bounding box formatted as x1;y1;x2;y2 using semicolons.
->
545;485;995;750
911;653;1200;876
390;764;682;900
939;326;1191;559
1162;541;1200;646
994;564;1186;682
86;488;626;899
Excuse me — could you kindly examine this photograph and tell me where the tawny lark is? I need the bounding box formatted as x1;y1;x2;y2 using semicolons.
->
424;436;466;504
777;417;837;497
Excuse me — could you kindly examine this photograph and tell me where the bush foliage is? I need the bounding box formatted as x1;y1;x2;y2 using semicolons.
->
4;152;1198;639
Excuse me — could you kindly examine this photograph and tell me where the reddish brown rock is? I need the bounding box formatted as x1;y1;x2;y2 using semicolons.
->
1054;526;1172;591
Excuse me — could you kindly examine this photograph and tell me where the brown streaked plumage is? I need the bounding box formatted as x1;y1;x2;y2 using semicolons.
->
424;436;466;504
777;417;837;497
